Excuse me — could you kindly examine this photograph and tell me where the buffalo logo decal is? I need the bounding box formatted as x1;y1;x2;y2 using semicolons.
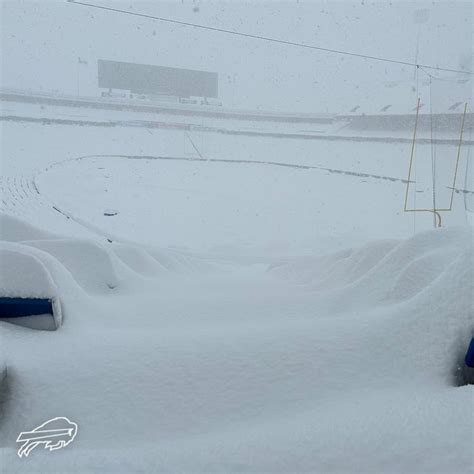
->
16;417;78;458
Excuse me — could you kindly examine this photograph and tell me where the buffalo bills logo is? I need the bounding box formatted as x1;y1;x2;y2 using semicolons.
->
17;417;78;458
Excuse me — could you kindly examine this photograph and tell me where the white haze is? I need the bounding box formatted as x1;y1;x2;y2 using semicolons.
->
1;0;472;112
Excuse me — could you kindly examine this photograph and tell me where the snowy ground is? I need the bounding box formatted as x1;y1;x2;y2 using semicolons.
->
0;115;473;472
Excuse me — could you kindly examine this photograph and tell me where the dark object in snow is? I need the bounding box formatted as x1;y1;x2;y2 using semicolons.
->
0;297;53;318
0;297;60;331
465;338;474;368
103;209;117;217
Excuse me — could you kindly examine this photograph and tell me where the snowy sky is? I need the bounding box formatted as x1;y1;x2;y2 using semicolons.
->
1;0;472;112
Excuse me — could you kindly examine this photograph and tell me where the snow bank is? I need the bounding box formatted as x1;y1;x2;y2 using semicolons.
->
0;213;60;242
112;243;169;276
23;239;126;294
0;214;214;328
0;215;124;329
271;227;474;385
0;245;62;328
1;214;472;472
0;247;58;300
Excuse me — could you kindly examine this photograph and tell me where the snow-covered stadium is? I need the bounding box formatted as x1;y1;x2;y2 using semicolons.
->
1;1;473;472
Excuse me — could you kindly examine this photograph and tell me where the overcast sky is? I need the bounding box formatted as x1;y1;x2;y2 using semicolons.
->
1;0;472;113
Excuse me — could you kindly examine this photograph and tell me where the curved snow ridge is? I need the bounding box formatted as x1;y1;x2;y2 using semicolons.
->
0;214;216;299
0;240;86;301
22;239;129;294
269;239;399;288
0;206;62;242
337;227;472;308
0;214;217;330
382;245;473;381
271;227;472;306
111;243;170;276
0;246;59;299
0;214;129;297
270;227;473;386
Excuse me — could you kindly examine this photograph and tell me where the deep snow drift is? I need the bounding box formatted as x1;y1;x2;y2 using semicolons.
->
0;214;472;473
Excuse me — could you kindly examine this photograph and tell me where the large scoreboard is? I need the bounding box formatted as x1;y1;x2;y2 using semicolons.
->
98;60;218;98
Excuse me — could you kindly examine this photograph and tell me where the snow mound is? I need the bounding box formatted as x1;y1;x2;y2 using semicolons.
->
23;239;125;294
1;217;473;471
271;227;474;384
271;227;472;305
0;213;216;310
0;245;62;328
270;238;399;289
112;243;169;276
0;246;58;300
0;213;60;242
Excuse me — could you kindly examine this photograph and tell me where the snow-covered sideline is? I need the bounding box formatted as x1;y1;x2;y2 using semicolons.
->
1;214;472;473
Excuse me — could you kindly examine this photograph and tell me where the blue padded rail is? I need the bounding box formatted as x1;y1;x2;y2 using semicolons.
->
0;297;53;318
465;338;474;368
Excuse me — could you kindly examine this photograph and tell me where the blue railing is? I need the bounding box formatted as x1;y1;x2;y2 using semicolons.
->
0;297;53;318
465;338;474;368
